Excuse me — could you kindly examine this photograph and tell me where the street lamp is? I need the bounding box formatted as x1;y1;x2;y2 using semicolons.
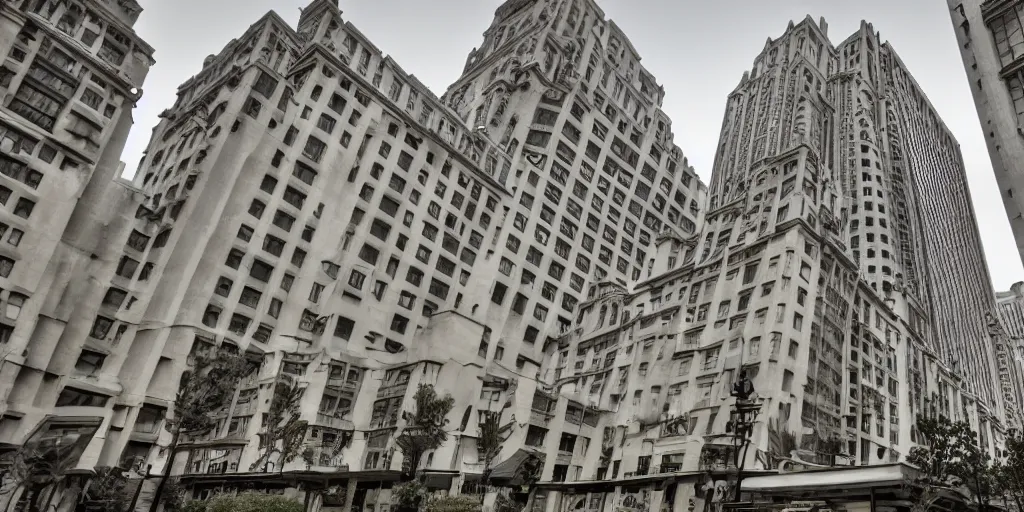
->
725;371;760;503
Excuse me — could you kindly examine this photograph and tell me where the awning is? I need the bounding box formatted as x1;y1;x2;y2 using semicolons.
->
489;448;544;485
740;463;912;493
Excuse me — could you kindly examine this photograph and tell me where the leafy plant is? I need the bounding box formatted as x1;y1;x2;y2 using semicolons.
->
149;348;253;511
184;493;304;512
390;481;427;512
907;415;994;511
395;384;455;479
476;411;503;485
493;492;520;512
424;495;481;512
250;376;310;472
992;434;1024;512
0;442;81;512
78;467;133;512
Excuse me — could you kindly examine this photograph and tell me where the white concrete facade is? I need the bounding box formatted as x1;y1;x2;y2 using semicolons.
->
948;0;1024;268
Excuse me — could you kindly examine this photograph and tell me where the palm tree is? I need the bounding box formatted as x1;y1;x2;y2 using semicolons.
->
395;385;455;480
20;442;80;512
250;375;310;473
476;411;503;486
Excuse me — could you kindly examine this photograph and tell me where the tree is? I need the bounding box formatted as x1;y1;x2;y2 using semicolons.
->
0;442;81;512
907;415;994;511
476;411;503;486
390;481;427;512
992;435;1024;512
78;467;133;512
250;376;311;472
395;384;455;480
184;493;304;512
149;349;252;512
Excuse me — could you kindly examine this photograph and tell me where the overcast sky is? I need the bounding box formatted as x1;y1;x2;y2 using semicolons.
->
126;0;1024;290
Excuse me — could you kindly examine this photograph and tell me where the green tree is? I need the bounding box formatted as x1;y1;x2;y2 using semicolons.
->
395;384;455;479
183;493;304;512
907;415;994;511
250;376;310;472
149;349;252;511
476;411;503;486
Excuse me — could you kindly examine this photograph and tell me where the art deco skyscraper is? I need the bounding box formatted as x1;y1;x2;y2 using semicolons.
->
534;17;1016;500
0;0;154;474
947;0;1024;268
0;0;705;504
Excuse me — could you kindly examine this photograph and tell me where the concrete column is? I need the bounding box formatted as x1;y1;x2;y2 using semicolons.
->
543;490;560;512
673;482;693;512
648;489;665;512
342;479;357;512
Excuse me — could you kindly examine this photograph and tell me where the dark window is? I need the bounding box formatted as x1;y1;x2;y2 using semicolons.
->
334;316;355;340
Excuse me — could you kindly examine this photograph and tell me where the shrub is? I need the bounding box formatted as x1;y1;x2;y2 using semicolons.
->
181;493;303;512
425;495;482;512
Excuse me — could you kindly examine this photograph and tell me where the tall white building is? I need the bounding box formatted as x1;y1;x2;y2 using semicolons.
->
948;0;1024;267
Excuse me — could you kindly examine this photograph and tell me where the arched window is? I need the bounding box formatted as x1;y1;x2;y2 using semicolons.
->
609;304;619;325
598;305;607;328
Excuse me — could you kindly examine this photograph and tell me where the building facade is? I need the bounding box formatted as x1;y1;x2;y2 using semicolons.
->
0;1;1018;511
526;14;1017;512
948;0;1024;267
2;0;707;508
0;0;155;481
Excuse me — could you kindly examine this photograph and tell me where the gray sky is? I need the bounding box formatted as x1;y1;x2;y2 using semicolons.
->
127;0;1024;290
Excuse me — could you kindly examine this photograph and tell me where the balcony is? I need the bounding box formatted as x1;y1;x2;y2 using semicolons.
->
316;412;354;431
306;446;346;470
376;383;408;400
529;409;554;425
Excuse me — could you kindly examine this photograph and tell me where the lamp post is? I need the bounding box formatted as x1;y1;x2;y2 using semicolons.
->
726;372;760;503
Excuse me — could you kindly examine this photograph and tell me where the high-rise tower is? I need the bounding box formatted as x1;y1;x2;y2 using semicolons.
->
0;0;704;504
0;0;154;508
948;0;1024;268
535;16;1015;504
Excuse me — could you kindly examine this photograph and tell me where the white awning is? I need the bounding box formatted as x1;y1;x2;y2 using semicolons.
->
741;464;911;492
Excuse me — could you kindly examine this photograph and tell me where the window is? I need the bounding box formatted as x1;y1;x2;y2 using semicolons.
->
280;273;295;291
429;278;450;299
90;316;113;338
249;199;266;218
317;113;337;134
225;249;245;269
283;186;306;209
492;283;508;305
334;316;355;340
358;244;379;265
250;259;275;282
390;314;409;334
13;198;34;219
349;269;367;289
303;136;327;162
239;286;262;308
273;210;295;231
262;235;285;256
406;267;424;286
293;162;317;185
399;291;416;309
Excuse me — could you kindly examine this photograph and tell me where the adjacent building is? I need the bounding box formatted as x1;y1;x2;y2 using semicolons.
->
947;0;1024;267
0;0;155;484
525;15;1017;512
4;0;706;508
